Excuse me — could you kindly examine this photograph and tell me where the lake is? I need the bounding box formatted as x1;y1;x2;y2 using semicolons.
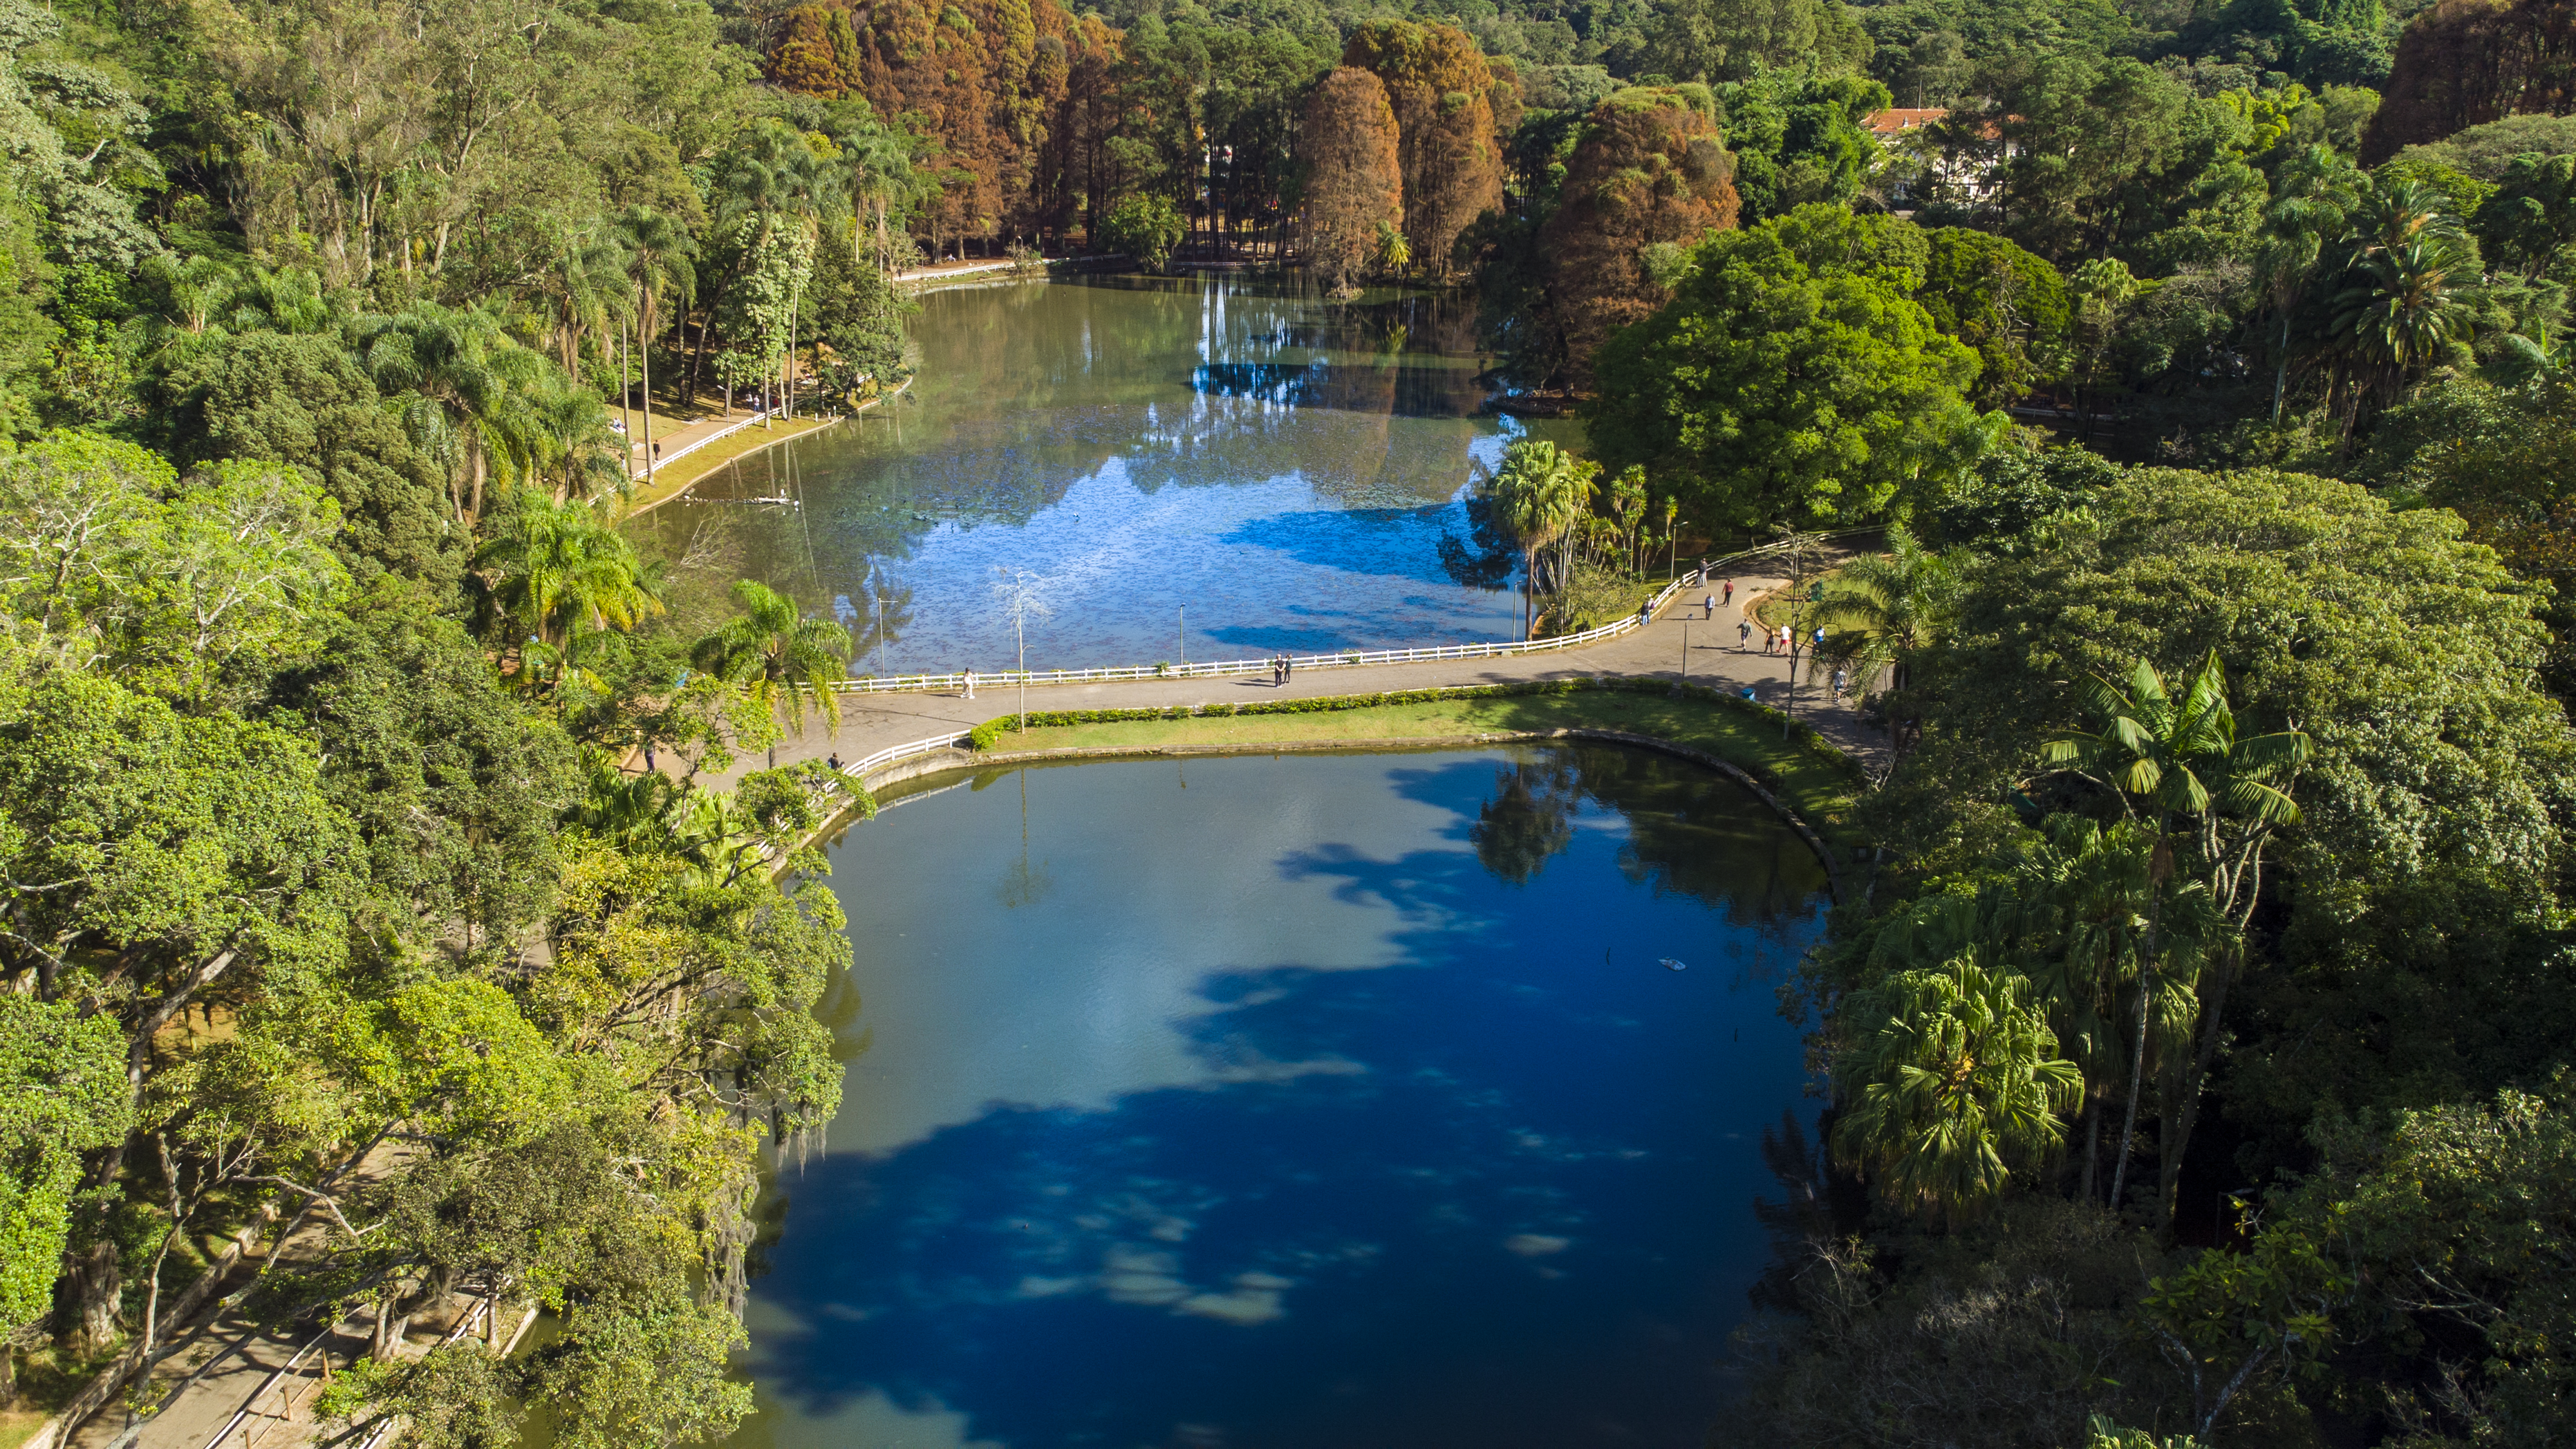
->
731;744;1831;1448
634;276;1580;673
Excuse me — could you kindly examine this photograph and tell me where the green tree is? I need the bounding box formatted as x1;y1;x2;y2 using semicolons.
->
1099;192;1186;272
1488;438;1596;638
2040;652;2308;1218
1587;207;1992;530
0;995;127;1403
1916;228;2071;407
474;489;664;658
1833;951;2083;1222
163;330;458;582
689;581;851;767
1813;523;1956;708
0;661;353;1345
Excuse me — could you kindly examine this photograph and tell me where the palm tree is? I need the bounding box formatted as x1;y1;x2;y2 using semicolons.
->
834;126;927;274
2324;178;2478;431
2252;144;2363;424
1490;440;1597;639
691;581;852;767
1832;950;2083;1224
355;303;558;523
542;225;631;381
476;488;665;651
2008;815;2221;1206
1813;525;1955;746
2039;652;2308;1219
718;123;844;423
2483;323;2570;388
615;207;697;489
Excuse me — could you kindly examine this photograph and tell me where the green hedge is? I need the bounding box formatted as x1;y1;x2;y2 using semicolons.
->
960;677;1863;785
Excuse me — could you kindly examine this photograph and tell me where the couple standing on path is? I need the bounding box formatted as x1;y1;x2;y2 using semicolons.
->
1269;655;1295;686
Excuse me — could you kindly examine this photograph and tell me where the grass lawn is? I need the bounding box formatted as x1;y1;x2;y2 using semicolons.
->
967;688;1867;848
617;413;841;517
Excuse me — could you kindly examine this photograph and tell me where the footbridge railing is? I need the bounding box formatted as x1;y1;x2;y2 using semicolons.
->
826;532;1862;700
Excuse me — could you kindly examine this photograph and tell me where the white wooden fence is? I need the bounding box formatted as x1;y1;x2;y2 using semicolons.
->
835;565;1714;698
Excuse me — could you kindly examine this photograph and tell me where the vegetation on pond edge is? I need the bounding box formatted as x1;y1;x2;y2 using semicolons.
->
950;677;1867;850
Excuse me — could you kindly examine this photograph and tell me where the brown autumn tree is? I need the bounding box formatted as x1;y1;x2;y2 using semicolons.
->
1298;66;1404;292
1341;21;1506;278
1540;86;1742;388
2362;0;2576;162
769;0;1083;254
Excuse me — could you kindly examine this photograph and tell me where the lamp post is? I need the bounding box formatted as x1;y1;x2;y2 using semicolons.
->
992;567;1051;736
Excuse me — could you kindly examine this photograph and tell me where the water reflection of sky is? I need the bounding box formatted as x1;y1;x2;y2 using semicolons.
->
642;277;1567;673
738;748;1825;1449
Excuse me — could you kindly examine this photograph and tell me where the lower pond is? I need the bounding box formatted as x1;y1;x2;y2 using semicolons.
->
730;743;1831;1448
633;276;1580;673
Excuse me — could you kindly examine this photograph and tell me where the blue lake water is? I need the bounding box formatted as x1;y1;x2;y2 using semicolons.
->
635;277;1578;672
732;744;1830;1448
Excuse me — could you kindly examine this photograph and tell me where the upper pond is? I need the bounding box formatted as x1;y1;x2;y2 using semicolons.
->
634;275;1576;671
731;742;1830;1448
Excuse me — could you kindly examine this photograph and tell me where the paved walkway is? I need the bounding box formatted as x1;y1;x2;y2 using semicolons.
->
57;1141;475;1449
684;567;1873;790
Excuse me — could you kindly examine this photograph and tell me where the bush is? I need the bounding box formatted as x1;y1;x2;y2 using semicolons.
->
1098;194;1186;272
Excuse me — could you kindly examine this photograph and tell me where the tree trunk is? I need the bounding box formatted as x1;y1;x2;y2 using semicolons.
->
61;1235;122;1352
2109;969;2152;1213
2158;947;2241;1231
617;317;633;480
640;303;656;489
2080;1094;2101;1205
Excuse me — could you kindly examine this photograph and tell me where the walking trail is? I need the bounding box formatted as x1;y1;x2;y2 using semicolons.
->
687;564;1872;792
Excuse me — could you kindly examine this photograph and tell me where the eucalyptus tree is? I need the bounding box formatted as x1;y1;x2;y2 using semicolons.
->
716;124;844;423
2040;653;2308;1220
689;581;850;767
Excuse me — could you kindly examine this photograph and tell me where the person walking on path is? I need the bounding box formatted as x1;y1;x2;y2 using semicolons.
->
1831;667;1848;702
1737;619;1752;651
1779;624;1793;655
963;667;976;699
1721;579;1733;606
1704;592;1715;619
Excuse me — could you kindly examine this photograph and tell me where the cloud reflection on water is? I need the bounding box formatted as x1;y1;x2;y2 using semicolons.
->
743;749;1825;1449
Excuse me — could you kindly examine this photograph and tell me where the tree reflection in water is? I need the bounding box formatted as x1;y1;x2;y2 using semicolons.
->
1469;742;1833;924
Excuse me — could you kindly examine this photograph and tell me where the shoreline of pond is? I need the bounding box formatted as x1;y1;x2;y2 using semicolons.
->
809;683;1871;900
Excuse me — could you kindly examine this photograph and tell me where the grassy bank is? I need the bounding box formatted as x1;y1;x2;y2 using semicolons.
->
960;681;1869;849
617;412;842;517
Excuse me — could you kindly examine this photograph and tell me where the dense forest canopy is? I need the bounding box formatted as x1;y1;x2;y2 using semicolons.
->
2;0;2575;1439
